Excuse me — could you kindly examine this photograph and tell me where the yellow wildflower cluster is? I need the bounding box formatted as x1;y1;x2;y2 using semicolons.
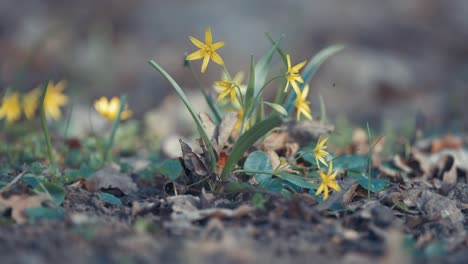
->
0;81;68;124
309;135;341;200
185;27;313;127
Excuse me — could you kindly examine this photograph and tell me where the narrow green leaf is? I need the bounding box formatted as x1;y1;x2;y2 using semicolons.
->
319;93;327;124
266;33;287;65
245;56;255;115
254;39;280;94
220;115;282;179
264;102;288;116
275;172;318;189
285;45;344;113
38;80;55;165
149;60;217;173
103;95;127;163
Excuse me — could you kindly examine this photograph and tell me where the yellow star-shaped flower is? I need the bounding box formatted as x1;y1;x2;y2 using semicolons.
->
94;96;132;121
186;27;225;73
294;84;313;121
42;80;69;120
312;136;329;168
0;92;21;123
214;71;244;105
316;161;341;200
284;54;306;93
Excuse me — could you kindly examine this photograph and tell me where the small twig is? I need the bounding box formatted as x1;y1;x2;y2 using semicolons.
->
0;167;27;194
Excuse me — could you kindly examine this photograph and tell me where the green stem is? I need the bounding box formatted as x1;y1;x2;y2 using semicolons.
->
366;122;372;200
103;95;127;164
245;75;285;122
222;64;233;82
39;80;55;165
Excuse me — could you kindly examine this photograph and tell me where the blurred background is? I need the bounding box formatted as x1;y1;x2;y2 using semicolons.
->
1;0;468;133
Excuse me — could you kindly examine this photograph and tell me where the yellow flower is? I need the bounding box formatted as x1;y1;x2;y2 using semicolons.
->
22;88;40;120
94;96;132;121
186;27;225;73
294;84;313;121
214;71;244;105
43;81;68;120
0;92;21;123
284;54;306;93
312;136;329;168
316;161;341;200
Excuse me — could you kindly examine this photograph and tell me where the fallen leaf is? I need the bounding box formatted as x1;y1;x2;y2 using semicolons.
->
87;166;138;195
0;194;52;223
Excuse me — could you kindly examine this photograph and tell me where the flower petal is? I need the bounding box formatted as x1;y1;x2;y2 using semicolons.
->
328;181;341;191
201;55;210;73
205;27;212;45
291;60;307;72
210;52;224;66
211;42;225;50
186;50;204;61
189;36;206;49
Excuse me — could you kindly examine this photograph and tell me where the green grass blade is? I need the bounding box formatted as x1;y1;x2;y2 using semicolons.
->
220;115;282;179
285;45;344;113
149;60;217;173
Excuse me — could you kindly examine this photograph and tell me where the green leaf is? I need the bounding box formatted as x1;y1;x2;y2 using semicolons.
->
21;173;44;187
244;151;273;183
258;178;283;193
34;182;66;206
332;155;368;173
99;192;122;205
245;56;255;116
285;45;344;113
26;207;65;222
158;159;183;180
264;102;288;116
319;93;327;124
149;60;217;174
220;115;282;179
266;33;287;65
348;171;389;192
275;172;318;190
254;40;279;94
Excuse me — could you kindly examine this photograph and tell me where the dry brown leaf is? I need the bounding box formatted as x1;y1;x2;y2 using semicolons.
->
0;194;51;224
179;139;209;177
342;183;359;206
431;134;464;153
215;112;237;154
261;129;289;152
87;166;138;195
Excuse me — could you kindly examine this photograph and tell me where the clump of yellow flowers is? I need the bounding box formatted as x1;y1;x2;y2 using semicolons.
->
185;27;313;129
0;81;69;124
184;27;341;199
